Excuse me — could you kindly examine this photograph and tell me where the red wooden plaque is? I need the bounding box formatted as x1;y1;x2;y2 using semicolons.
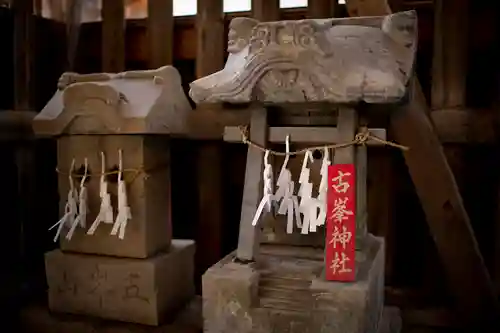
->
326;164;356;282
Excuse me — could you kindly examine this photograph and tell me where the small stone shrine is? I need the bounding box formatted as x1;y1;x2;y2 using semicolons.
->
33;66;196;326
190;11;417;333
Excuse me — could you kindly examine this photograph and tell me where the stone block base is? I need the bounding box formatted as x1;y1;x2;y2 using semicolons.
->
202;234;385;333
45;239;195;325
20;297;202;333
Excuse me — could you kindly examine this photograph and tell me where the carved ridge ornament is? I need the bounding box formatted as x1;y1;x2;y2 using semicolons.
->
189;11;418;105
33;66;193;136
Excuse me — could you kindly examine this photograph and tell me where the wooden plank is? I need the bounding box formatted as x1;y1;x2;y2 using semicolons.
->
428;0;469;304
102;0;125;72
431;0;468;110
13;0;34;110
345;0;499;328
236;107;268;261
196;0;224;78
195;0;225;272
252;0;280;21
147;0;173;68
224;126;386;145
307;0;336;18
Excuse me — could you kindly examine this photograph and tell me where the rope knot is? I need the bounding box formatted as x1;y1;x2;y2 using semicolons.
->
239;126;250;144
354;131;370;145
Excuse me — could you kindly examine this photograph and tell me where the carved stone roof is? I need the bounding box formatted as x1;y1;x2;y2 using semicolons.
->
33;66;192;136
189;11;417;105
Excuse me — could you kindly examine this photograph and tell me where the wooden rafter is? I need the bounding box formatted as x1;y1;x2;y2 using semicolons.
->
344;0;499;328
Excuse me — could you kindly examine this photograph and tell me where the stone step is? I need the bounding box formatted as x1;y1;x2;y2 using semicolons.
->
259;297;312;313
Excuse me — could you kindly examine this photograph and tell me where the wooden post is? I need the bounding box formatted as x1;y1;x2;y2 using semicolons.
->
11;0;37;310
332;108;363;250
101;0;125;72
195;0;225;272
236;108;268;261
252;0;280;22
356;125;368;247
307;0;336;19
13;0;33;110
148;0;173;68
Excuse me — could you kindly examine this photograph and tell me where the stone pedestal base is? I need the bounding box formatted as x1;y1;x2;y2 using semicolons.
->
45;239;195;326
202;234;387;333
21;297;202;333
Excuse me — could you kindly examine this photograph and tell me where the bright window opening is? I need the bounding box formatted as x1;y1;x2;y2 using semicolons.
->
40;0;346;22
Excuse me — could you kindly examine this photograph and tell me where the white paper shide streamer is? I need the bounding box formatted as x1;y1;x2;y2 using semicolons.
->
66;158;89;240
251;150;274;226
249;133;332;235
110;149;132;240
87;152;114;235
49;159;78;242
314;147;331;229
298;151;319;234
273;136;301;234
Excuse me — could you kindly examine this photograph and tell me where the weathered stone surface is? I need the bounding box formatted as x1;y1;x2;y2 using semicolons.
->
189;11;417;105
202;234;385;333
45;240;195;326
33;66;192;136
310;234;385;333
56;135;171;258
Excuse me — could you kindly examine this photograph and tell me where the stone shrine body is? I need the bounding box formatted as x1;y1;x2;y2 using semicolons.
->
33;66;196;326
190;11;417;333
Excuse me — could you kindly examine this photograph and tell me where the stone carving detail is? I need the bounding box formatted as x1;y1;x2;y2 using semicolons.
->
190;11;418;105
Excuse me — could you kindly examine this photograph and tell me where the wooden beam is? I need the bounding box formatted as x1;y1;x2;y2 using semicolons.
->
195;0;225;272
0;110;36;141
393;83;499;329
187;106;499;143
252;0;280;22
224;126;386;145
345;0;499;329
147;0;173;68
102;0;125;72
236;108;268;261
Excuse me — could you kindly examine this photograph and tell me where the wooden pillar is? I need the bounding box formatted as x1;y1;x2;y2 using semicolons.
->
195;0;225;272
101;0;125;72
345;0;498;328
11;0;36;314
252;0;280;22
147;0;173;68
13;0;33;110
333;108;360;249
236;108;268;261
307;0;337;18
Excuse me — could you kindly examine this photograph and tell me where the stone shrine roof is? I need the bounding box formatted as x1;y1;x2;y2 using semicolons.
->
189;11;417;105
33;66;192;136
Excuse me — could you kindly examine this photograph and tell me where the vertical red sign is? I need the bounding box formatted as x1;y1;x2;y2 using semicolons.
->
326;164;356;282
